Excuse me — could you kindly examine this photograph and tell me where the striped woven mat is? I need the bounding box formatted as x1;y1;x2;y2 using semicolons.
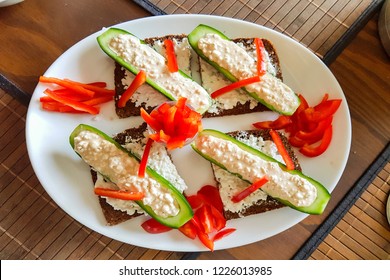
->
134;0;383;64
0;90;188;260
295;147;390;259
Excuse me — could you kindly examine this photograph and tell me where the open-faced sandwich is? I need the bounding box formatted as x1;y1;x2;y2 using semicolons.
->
64;23;338;250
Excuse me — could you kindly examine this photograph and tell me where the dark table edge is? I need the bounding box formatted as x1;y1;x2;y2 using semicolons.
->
292;142;390;260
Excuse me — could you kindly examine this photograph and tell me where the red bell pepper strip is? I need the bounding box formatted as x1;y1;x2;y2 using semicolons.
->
299;125;333;157
197;229;214;251
164;39;179;72
39;76;95;98
94;187;144;200
141;97;202;150
213;228;236;242
197;185;224;213
288;134;307;148
303;99;342;123
254;38;266;76
138;138;154;178
185;195;204;209
211;75;261;99
209;205;226;231
83;95;114;106
178;220;198;239
141;218;172;234
118;70;146;108
41;101;83;113
140;108;162;132
269;129;295;170
43;89;99;115
231;176;269;203
252;115;292;130
295;116;333;142
63;79;115;95
86;82;107;88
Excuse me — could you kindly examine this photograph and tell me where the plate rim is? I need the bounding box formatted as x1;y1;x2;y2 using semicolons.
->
25;14;351;252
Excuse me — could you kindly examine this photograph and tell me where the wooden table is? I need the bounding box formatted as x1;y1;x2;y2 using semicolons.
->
1;0;389;260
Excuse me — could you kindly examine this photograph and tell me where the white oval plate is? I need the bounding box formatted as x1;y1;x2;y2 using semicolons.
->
26;14;351;252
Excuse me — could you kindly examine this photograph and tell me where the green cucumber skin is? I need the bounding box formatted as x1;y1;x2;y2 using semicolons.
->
97;28;211;114
187;24;300;116
191;129;330;215
70;124;193;228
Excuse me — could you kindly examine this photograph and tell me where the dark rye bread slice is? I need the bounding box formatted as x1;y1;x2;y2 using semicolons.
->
114;34;189;119
212;129;301;220
91;123;147;226
202;38;283;118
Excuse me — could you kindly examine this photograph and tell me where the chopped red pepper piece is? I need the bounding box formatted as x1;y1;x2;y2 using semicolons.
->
140;108;162;132
185;195;204;209
39;76;95;98
197;228;214;251
118;70;146;108
141;97;202;150
196;204;215;234
178;219;198;239
43;89;99;115
94;187;144;200
197;184;224;213
299;125;333;157
141;218;172;234
254;38;266;76
231;176;269;203
164;39;179;72
303;99;342;123
211;76;261;99
138;138;154;178
63;79;115;96
295;116;333;143
269;129;295;170
212;228;236;242
252;115;292;130
209;205;226;231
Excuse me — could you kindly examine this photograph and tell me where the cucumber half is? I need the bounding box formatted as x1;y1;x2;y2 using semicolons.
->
188;24;300;115
97;27;211;114
191;129;330;215
70;124;193;228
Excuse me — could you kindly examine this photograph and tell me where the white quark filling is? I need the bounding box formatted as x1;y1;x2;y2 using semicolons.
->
212;132;284;214
73;130;180;218
201;41;277;114
198;34;299;113
196;134;317;208
109;34;211;113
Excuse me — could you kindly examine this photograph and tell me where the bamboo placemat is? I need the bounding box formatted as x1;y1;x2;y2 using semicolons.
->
294;145;390;260
0;90;187;260
134;0;383;64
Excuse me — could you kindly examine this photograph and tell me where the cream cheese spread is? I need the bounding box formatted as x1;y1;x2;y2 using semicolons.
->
195;133;317;207
198;34;299;113
212;132;284;214
109;34;211;113
73;130;180;218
